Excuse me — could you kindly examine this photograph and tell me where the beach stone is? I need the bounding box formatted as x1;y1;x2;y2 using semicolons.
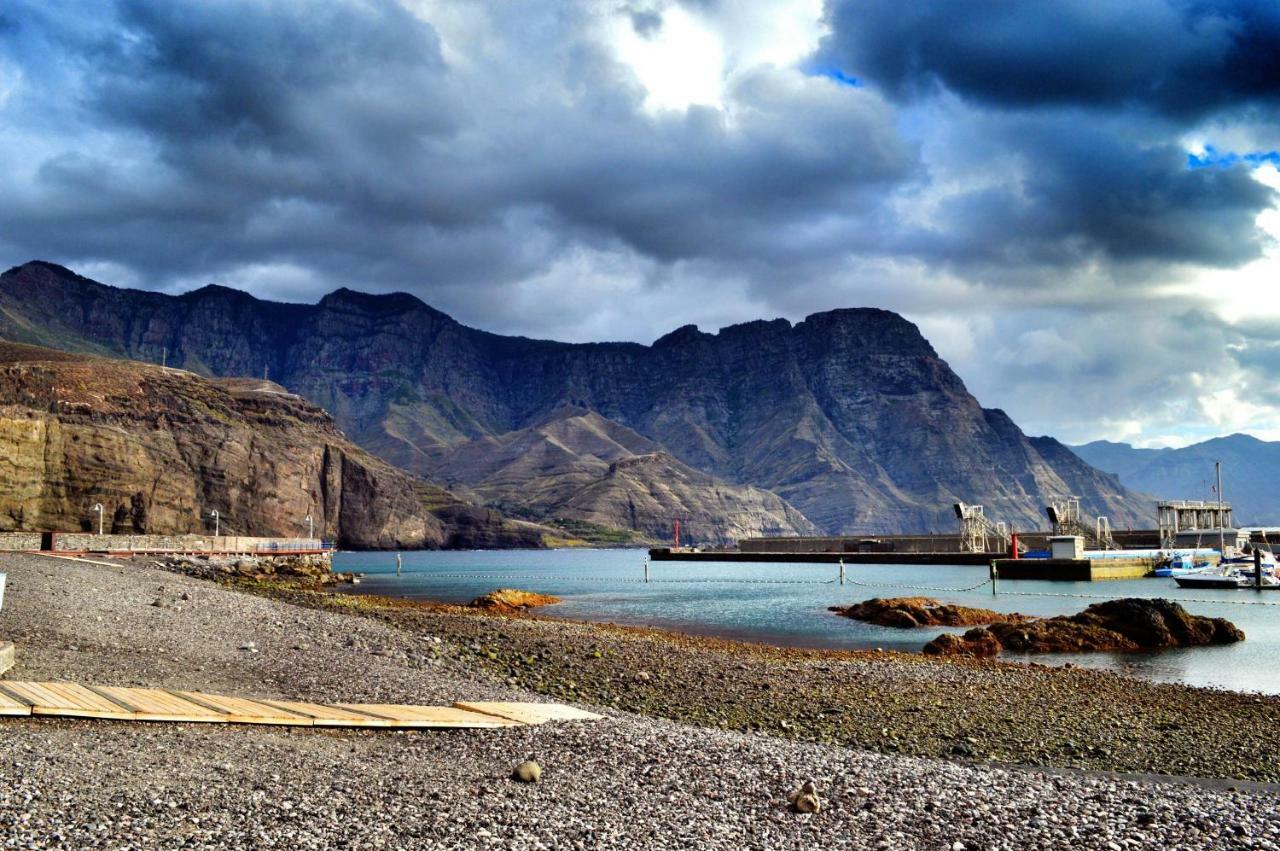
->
789;781;821;813
470;589;560;614
512;761;542;783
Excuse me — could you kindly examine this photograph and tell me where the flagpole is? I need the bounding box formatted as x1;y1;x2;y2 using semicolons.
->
1217;460;1225;558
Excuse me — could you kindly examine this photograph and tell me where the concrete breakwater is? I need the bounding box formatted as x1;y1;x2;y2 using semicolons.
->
0;531;329;558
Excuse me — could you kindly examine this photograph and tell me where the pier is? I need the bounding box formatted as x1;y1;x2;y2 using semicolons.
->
649;547;994;565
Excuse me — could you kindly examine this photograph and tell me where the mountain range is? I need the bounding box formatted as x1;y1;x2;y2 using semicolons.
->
0;261;1152;542
1072;434;1280;525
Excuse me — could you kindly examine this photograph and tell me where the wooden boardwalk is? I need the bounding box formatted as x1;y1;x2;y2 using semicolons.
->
0;681;601;729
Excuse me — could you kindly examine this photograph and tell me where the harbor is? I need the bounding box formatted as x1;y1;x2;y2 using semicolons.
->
651;489;1278;584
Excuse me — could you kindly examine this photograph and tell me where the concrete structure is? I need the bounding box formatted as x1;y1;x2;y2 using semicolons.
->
0;532;330;555
0;571;10;675
1158;500;1233;548
0;534;43;552
45;533;327;555
1174;528;1247;551
1050;536;1085;560
740;534;1020;555
649;548;993;565
994;557;1155;581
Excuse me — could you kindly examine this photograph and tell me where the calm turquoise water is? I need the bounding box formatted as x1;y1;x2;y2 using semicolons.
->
333;548;1280;695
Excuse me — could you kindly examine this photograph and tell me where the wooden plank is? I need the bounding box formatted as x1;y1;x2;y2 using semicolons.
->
453;701;604;725
333;704;522;728
93;686;226;723
1;681;134;719
0;686;30;716
170;691;313;726
256;699;396;727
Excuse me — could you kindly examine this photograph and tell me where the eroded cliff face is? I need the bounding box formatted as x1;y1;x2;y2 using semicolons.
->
429;410;818;544
0;342;537;549
0;262;1152;535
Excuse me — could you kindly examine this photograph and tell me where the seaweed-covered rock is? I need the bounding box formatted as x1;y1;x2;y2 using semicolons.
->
831;597;1028;629
922;629;1003;658
923;598;1244;657
469;588;561;614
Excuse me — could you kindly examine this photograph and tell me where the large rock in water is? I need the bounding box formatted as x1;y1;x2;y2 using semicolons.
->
0;261;1151;537
469;589;561;613
0;341;543;550
830;596;1029;628
922;598;1244;657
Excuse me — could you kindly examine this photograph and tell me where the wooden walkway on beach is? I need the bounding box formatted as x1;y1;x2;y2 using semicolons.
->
0;681;601;729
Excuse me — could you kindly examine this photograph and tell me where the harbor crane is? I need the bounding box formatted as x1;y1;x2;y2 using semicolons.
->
1045;497;1115;549
953;502;1016;553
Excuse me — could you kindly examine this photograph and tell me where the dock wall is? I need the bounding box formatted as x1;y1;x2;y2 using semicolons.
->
51;533;325;554
0;532;328;557
993;557;1154;581
649;548;993;565
0;534;43;551
739;530;1164;555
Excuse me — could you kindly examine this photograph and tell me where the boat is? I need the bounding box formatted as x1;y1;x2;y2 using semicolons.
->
1174;568;1253;589
1173;557;1280;589
1221;549;1278;571
1153;553;1213;577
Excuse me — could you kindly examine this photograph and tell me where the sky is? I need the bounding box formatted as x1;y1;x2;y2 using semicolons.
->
1;0;1278;448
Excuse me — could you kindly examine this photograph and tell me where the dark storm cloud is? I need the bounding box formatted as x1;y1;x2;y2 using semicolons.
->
819;0;1280;121
0;0;917;295
1;0;1278;444
893;112;1275;272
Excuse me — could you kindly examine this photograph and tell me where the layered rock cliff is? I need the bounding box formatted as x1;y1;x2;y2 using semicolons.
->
429;409;818;544
0;261;1151;535
0;340;542;549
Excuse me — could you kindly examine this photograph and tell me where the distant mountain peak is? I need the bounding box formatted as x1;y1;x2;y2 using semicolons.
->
652;324;711;348
317;287;433;315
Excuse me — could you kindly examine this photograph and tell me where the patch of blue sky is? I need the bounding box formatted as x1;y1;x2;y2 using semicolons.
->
1187;145;1280;170
804;63;861;87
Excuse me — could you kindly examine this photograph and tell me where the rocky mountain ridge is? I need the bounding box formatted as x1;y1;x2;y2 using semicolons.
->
1073;434;1280;524
428;408;818;543
0;261;1152;536
0;339;544;549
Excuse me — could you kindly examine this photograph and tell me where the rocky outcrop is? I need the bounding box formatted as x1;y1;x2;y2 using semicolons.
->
469;588;561;613
0;341;541;549
0;261;1152;535
922;599;1244;657
830;596;1029;629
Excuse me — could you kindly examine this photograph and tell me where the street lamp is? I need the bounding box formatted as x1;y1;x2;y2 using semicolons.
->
92;503;104;536
210;509;220;537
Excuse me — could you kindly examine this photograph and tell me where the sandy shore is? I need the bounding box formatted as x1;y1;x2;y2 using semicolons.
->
2;552;1279;849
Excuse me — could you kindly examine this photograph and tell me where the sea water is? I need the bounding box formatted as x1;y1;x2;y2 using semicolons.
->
334;548;1280;695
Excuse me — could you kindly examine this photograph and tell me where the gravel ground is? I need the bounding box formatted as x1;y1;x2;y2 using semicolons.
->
266;581;1280;783
2;552;1279;850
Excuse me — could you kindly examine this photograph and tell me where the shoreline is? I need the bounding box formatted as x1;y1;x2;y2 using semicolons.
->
5;551;1280;848
251;577;1280;783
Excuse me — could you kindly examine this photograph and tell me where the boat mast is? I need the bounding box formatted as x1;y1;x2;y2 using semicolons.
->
1217;459;1226;557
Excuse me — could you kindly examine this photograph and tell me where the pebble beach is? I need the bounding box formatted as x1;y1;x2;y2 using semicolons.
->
3;551;1280;849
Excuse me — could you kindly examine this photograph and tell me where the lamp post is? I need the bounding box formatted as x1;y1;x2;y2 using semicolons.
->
92;503;104;536
210;509;220;538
